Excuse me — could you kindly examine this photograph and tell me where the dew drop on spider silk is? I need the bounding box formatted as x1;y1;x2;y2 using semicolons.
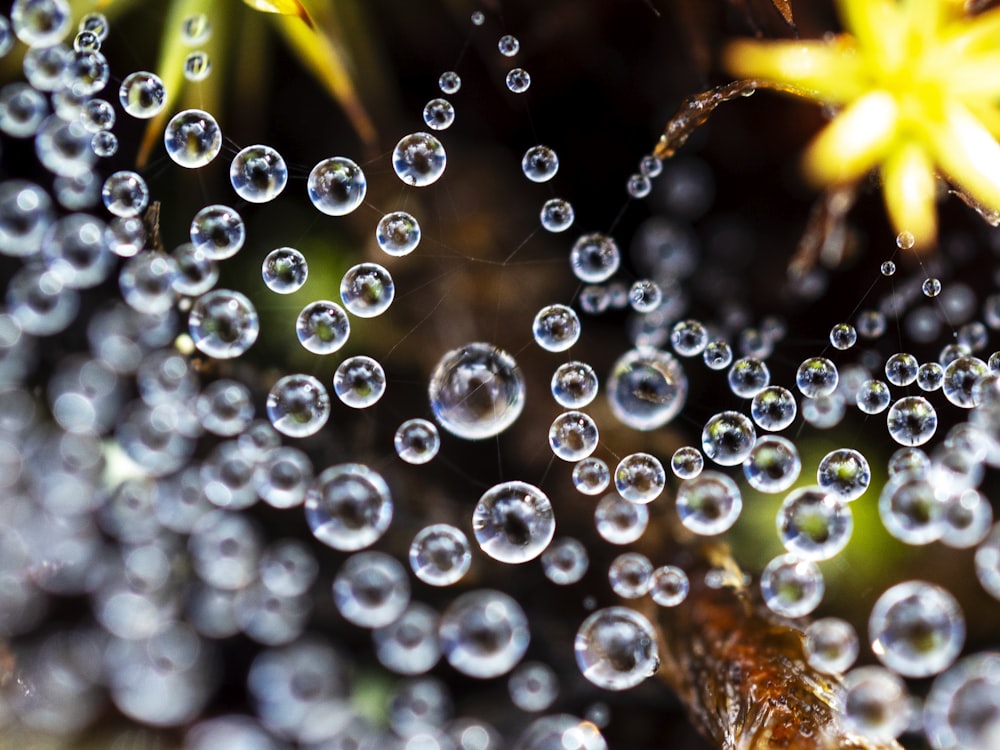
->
777;486;853;560
190;204;244;260
12;0;71;48
830;322;857;350
943;355;989;408
296;300;349;355
628;279;660;313
498;34;519;56
896;231;915;250
256;446;313;509
817;448;871;501
392;132;446;187
614;452;665;504
728;356;770;398
917;362;944;391
879;470;944;544
394;418;440;465
841;666;910;741
887;395;938;446
372;602;441;675
428;342;525;440
181;13;211;44
521;145;558;182
548;410;598;462
101;170;148;217
595;492;648;544
171;242;217;297
422;97;454;130
804;617;858;674
91;130;116;157
230;144;287;203
670;446;703;479
670;319;707;356
651;565;689;607
333;355;386;409
118;70;165;119
881;260;896;276
607;348;687;430
885;352;918;386
267;373;330;438
439;590;528;679
306;463;391;550
333;551;410;629
743;435;801;493
164;109;222;168
761;553;824;618
73;30;99;53
470;10;485;25
923;277;942;297
626;173;651;199
575;607;659;691
262;246;307;294
551;360;598;408
118;252;177;314
540;198;574;232
923;653;1000;750
857;309;887;339
0;180;53;258
856;379;890;414
541;537;589;585
340;262;394;318
505;67;530;93
188;289;259;359
0;83;48;138
702;410;756;466
36;116;96;178
533;304;580;352
183;51;211;82
376;211;421;256
608;552;652;598
869;580;965;678
570;232;619;283
508;661;559;713
409;523;470;587
473;480;555;564
675;471;743;536
703;339;733;370
572;457;609;495
307;156;367;216
796;356;839;398
750;385;797;431
438;70;461;94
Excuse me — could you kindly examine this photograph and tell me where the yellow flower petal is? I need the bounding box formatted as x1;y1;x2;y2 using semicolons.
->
803;91;899;185
722;39;867;105
927;100;1000;217
943;53;1000;98
242;0;314;28
836;0;904;69
882;141;937;248
943;4;1000;55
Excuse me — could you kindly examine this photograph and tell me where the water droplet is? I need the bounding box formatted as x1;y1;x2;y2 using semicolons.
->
885;352;919;386
183;51;211;81
394;418;440;465
438;70;461;94
266;374;330;438
230;144;287;203
181;13;211;45
943;356;988;408
12;0;71;48
829;322;857;350
164;109;222;168
408;523;471;587
429;342;525;440
508;662;558;712
626;173;651;199
796;356;839;398
333;551;410;628
887;395;938;446
188;289;259;359
856;378;891;414
817;448;871;501
670;446;703;480
541;537;589;584
439;590;529;678
842;666;910;741
551;360;598;408
869;581;964;677
549;410;598;461
608;552;653;598
473;480;555;564
91;130;117;157
256;446;313;509
881;260;896;276
506;68;531;94
702;410;756;466
305;464;392;550
607;348;687;430
392;132;446;186
262;246;308;294
923;653;1000;750
879;470;944;544
521;145;558;182
628;279;661;313
804;617;858;674
373;602;441;675
340;262;394;318
728;357;770;398
670;319;708;356
675;471;742;535
743;434;801;493
777;486;853;560
614;452;665;504
703;339;733;370
923;277;942;297
296;300;349;354
0;82;48;137
498;34;519;56
594;492;648;544
569;232;619;283
118;70;165;118
471;11;485;26
574;607;658;690
540;198;574;232
760;553;824;617
572;457;610;495
306;156;366;216
190;203;244;260
101;170;148;218
896;231;915;250
532;303;580;352
333;355;386;408
376;210;421;256
650;565;689;607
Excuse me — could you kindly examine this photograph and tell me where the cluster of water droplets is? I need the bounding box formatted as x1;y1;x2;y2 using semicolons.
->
2;3;1000;749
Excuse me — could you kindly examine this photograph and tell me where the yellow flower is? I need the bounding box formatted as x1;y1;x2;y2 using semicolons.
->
723;0;1000;250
